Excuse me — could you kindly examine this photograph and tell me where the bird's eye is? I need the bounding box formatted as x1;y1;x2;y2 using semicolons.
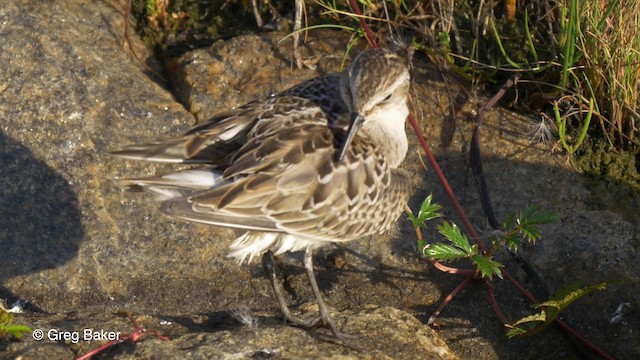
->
382;94;392;102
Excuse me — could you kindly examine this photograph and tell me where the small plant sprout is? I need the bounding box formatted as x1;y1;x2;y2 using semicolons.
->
409;203;558;281
0;301;31;340
497;205;559;253
406;194;442;254
555;96;594;155
407;197;606;339
427;221;504;280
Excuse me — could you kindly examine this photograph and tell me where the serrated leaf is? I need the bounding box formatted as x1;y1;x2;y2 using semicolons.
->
506;327;528;338
406;195;442;229
502;213;515;231
506;310;549;338
437;222;474;254
507;282;607;338
512;310;547;327
6;324;31;339
536;282;607;313
518;223;540;243
501;206;558;247
424;243;468;261
504;233;521;251
516;207;558;242
470;254;503;280
520;206;558;225
417;195;442;225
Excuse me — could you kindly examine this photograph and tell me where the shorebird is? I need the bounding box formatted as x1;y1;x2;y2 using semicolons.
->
111;48;412;339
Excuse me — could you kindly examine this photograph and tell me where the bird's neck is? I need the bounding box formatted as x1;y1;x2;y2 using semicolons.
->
361;103;409;168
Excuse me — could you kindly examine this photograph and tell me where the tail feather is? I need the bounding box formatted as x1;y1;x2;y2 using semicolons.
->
160;198;278;232
110;116;256;163
110;137;212;163
118;168;226;201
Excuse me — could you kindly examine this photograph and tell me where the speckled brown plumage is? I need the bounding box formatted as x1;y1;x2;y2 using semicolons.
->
111;48;412;340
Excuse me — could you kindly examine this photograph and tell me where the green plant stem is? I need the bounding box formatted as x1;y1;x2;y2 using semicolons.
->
574;98;594;151
489;20;521;69
524;8;538;63
560;0;579;87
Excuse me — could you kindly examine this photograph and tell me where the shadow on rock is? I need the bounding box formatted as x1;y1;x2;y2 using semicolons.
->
0;131;84;303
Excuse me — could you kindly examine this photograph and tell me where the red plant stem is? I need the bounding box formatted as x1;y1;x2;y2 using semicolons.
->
430;260;475;276
429;274;474;324
553;319;615;360
75;324;169;360
501;268;537;303
487;283;509;325
347;0;379;48
406;114;484;249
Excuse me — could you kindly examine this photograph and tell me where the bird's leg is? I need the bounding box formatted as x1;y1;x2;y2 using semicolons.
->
262;251;320;328
303;248;356;341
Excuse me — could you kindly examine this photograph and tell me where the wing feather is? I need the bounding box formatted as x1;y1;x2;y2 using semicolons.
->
113;80;410;240
172;118;410;242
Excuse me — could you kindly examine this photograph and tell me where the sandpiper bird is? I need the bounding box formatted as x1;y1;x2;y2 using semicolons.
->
111;48;412;339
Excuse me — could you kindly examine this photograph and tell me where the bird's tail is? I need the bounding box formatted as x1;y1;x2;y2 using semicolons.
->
117;168;227;201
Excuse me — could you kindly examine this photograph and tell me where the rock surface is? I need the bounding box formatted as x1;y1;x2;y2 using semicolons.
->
0;0;637;359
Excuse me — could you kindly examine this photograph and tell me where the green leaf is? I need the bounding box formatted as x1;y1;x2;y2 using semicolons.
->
5;324;31;339
512;310;548;326
424;243;468;261
499;207;557;250
520;206;558;225
502;213;515;231
536;282;607;313
507;310;548;338
503;233;521;251
507;282;606;338
506;327;528;338
471;254;503;280
0;310;32;340
437;222;474;254
408;194;443;229
518;223;540;243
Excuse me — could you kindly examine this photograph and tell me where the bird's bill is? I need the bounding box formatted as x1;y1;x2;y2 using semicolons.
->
337;112;365;161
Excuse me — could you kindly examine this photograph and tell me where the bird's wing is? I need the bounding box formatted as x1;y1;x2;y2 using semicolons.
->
109;101;266;164
110;73;346;164
160;112;412;241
